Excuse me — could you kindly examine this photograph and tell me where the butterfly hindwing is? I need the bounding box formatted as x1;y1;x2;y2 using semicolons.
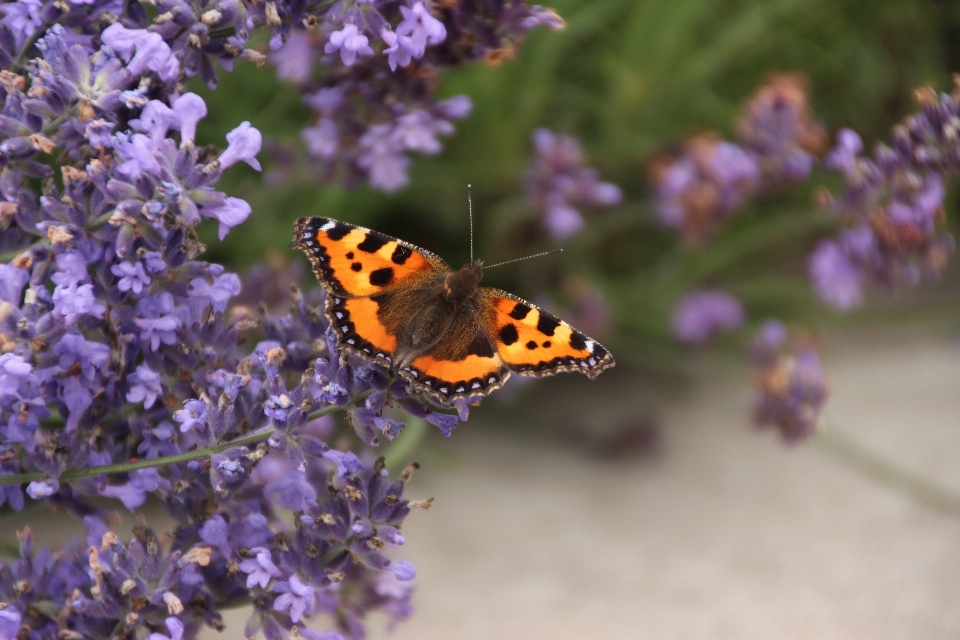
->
484;289;615;379
292;217;447;298
399;309;512;406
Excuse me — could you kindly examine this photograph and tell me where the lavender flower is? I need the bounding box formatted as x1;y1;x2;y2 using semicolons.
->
652;136;759;243
750;321;829;441
654;75;824;242
0;1;548;637
525;129;622;239
737;74;827;185
810;82;959;309
671;290;746;345
325;24;375;66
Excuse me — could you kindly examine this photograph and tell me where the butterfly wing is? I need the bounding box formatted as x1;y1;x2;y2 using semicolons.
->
292;217;448;297
395;289;615;407
398;306;512;406
482;289;615;378
292;217;448;366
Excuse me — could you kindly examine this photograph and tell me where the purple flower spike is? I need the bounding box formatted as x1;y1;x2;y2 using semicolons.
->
526;129;621;239
751;325;829;442
324;24;374;66
671;290;746;345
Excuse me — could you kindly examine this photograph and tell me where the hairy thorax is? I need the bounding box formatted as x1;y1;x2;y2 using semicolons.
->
395;262;483;368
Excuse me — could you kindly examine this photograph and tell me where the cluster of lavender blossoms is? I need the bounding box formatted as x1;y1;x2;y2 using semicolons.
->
809;84;959;309
268;1;565;192
0;0;530;635
748;321;828;442
524;128;622;239
652;74;826;244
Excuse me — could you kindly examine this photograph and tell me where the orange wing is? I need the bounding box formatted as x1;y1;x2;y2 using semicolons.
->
483;289;615;378
398;309;512;407
292;217;447;367
291;217;447;298
394;290;614;407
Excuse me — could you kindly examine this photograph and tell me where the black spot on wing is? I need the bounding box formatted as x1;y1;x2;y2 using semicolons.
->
357;232;389;253
391;245;412;265
467;335;495;358
509;303;531;320
350;262;362;272
569;331;587;351
525;340;537;350
325;222;352;241
346;251;354;259
536;313;561;336
369;267;394;286
499;324;519;346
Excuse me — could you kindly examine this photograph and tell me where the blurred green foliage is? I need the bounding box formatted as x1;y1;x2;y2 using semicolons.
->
192;0;960;371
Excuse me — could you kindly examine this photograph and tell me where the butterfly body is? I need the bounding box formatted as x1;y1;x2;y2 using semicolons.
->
292;216;614;407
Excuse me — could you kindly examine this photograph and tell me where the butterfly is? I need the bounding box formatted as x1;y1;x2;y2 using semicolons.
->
291;216;615;407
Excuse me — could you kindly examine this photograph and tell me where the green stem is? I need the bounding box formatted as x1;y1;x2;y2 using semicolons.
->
0;395;369;486
816;426;960;517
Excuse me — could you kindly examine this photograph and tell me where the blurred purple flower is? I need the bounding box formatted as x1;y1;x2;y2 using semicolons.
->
526;129;621;239
751;324;829;442
652;136;759;243
671;290;746;345
272;32;316;83
808;239;864;310
737;74;826;185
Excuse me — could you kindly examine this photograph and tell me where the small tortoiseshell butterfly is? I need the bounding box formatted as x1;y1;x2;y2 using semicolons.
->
291;216;615;407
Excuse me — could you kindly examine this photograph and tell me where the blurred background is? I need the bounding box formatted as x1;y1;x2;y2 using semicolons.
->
190;0;960;636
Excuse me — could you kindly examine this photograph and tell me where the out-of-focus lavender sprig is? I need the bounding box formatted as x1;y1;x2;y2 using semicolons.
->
808;83;960;310
652;74;825;243
525;128;622;239
268;0;565;192
671;289;745;346
749;320;828;442
0;10;468;639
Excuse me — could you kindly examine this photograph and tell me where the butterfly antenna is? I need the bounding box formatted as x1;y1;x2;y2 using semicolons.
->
467;184;474;264
484;248;563;270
